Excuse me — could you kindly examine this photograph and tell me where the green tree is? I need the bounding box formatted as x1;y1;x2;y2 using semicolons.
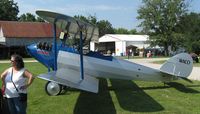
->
114;28;129;34
87;15;97;25
176;12;200;54
97;20;114;37
114;28;138;34
0;0;19;21
75;15;114;37
74;15;90;23
137;0;189;55
19;13;45;22
129;29;137;34
36;17;45;22
74;15;97;25
19;13;36;22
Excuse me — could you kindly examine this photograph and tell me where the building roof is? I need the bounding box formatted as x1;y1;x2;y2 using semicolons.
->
0;21;60;38
99;34;149;42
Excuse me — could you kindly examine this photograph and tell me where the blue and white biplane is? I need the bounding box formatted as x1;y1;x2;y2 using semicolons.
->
26;10;193;96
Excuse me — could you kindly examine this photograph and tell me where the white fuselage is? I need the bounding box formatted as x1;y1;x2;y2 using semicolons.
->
57;51;173;82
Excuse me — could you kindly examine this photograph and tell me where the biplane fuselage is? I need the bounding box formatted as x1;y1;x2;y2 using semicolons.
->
58;50;173;82
27;43;175;83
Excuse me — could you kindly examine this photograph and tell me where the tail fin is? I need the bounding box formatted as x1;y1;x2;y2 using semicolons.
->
160;53;193;78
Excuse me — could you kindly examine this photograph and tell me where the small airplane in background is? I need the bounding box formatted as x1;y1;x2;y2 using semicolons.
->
26;10;193;96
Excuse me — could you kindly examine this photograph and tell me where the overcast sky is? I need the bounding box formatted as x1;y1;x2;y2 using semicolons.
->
14;0;200;30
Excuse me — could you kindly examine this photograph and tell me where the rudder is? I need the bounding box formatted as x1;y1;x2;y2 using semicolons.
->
160;53;193;78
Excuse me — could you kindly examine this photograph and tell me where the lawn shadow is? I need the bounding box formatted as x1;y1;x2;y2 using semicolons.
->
187;84;200;88
166;82;200;93
140;85;170;90
74;79;116;114
110;79;164;112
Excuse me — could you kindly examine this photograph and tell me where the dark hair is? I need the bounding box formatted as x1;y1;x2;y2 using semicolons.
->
11;54;24;69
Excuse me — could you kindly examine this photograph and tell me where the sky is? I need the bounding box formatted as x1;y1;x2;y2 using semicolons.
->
14;0;200;30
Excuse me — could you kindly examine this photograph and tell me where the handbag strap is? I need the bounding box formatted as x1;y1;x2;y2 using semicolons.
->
10;68;19;92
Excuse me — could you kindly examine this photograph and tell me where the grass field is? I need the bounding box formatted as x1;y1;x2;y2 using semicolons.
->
115;56;167;60
152;60;200;67
1;62;200;114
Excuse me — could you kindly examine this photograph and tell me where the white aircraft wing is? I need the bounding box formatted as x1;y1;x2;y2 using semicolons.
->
38;69;99;93
36;10;99;43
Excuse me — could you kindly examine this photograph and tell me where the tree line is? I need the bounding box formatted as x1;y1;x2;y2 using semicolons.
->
1;0;200;55
137;0;200;55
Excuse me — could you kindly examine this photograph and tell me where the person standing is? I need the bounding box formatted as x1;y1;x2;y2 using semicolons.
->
1;54;34;114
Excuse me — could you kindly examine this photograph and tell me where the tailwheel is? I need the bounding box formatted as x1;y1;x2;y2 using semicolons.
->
45;81;62;96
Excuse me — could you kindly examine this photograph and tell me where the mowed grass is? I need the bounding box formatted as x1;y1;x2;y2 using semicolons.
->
1;62;200;114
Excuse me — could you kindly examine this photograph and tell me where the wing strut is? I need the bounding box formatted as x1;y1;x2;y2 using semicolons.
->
78;23;84;80
79;30;84;80
53;20;57;71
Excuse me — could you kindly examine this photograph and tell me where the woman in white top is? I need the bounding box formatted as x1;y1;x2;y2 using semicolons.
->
1;54;34;114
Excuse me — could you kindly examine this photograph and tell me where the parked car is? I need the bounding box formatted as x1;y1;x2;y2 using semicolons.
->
190;53;199;63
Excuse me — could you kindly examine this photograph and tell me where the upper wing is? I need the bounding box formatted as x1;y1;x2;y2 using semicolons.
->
36;10;99;43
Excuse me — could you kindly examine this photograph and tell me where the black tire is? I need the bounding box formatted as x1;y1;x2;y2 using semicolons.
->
45;81;62;96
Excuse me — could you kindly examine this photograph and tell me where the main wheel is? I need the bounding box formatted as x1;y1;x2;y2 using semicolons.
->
45;81;62;96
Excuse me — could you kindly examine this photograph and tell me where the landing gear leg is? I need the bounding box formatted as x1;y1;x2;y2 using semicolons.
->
60;85;70;94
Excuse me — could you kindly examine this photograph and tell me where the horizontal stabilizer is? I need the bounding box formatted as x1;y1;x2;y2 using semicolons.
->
38;69;99;93
160;53;193;78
